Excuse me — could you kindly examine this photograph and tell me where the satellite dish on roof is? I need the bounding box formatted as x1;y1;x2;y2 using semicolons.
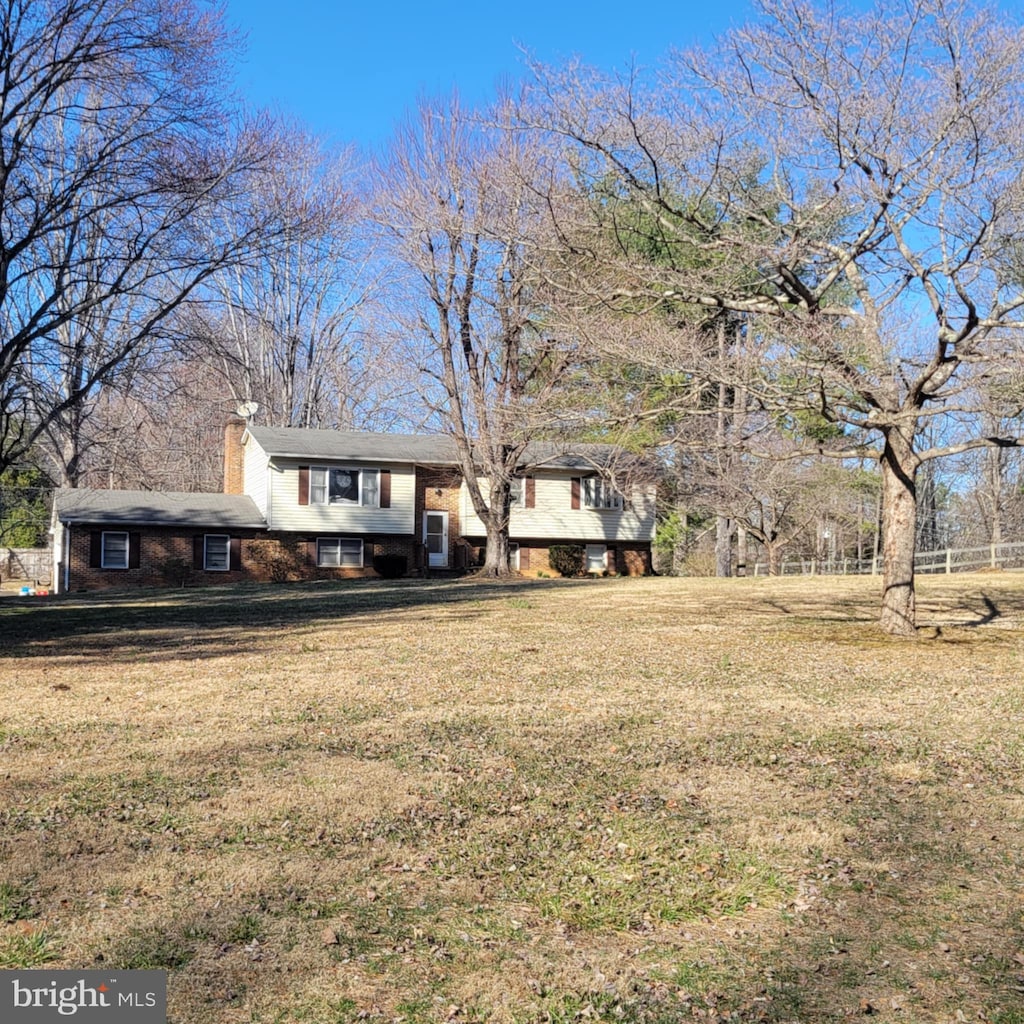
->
236;401;259;421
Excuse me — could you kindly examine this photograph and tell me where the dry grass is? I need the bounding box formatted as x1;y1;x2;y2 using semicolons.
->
2;574;1024;1023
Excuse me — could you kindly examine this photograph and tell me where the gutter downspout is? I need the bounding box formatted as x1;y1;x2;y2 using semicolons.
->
266;462;273;530
63;523;71;594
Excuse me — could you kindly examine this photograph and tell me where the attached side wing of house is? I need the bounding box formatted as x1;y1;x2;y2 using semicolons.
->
459;443;657;575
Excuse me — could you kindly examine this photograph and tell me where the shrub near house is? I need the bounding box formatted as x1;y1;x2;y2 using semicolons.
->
548;545;585;577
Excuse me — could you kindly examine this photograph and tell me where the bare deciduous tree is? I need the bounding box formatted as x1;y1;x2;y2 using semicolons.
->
375;96;574;576
77;353;230;491
184;125;402;431
0;0;278;478
530;0;1024;633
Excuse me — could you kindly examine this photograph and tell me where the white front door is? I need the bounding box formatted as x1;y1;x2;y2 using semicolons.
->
424;511;449;567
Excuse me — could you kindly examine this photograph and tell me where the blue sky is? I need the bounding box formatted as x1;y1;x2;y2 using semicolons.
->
223;0;755;150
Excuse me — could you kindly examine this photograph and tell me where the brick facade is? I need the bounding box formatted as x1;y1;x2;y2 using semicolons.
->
61;526;419;592
223;419;246;494
459;538;652;577
414;468;472;570
245;533;418;582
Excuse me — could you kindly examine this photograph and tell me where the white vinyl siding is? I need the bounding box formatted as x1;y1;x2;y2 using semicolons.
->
460;473;655;542
269;460;416;534
243;434;269;516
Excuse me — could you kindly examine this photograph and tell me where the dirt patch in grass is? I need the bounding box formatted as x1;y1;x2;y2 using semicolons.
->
2;574;1024;1022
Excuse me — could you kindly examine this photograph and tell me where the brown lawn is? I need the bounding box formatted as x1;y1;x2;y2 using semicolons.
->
1;574;1023;1023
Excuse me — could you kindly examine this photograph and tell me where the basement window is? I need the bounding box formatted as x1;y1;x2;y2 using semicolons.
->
585;544;607;573
317;537;364;568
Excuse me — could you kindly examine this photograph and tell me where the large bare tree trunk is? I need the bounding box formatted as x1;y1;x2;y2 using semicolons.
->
985;445;1004;547
479;520;512;577
879;428;919;637
471;473;516;578
715;515;732;577
714;324;732;579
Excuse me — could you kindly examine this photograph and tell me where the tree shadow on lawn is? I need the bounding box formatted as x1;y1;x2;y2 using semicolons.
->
764;584;1024;632
6;576;1024;666
732;773;1024;1021
0;576;572;663
6;663;1024;1023
11;727;1022;1023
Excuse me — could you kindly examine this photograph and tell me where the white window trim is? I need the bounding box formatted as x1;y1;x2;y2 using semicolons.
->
101;531;129;569
310;466;380;508
204;534;230;572
508;542;520;571
508;477;526;508
316;536;364;568
582;477;623;511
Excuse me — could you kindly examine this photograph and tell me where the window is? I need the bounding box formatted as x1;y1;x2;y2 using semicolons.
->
204;534;230;571
582;477;623;510
101;531;129;569
362;469;380;508
317;537;363;568
310;467;380;507
508;477;525;507
300;465;390;509
509;542;520;571
91;531;139;570
585;544;607;573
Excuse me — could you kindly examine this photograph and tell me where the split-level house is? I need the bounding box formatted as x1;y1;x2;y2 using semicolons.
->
51;422;656;592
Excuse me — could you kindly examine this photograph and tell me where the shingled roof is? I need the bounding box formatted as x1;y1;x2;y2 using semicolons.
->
245;426;641;473
54;489;266;529
246;426;461;465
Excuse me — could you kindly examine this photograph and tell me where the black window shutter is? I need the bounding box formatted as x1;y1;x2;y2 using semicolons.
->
230;537;242;571
379;468;391;508
89;531;102;568
128;532;141;569
193;535;205;569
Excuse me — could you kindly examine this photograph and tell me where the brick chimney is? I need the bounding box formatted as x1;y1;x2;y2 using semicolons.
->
223;418;246;494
